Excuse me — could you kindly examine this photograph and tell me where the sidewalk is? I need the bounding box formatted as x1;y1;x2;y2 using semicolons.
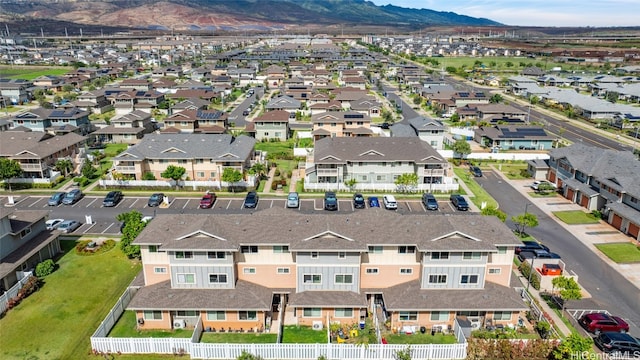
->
261;167;277;194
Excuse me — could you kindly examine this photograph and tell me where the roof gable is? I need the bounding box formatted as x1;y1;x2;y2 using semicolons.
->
177;230;227;241
161;147;186;154
358;149;385;157
431;231;482;243
303;230;354;243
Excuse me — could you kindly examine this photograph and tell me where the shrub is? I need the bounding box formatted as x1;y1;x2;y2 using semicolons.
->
35;259;56;277
142;172;156;180
271;181;278;191
280;179;287;186
274;168;281;177
519;261;540;290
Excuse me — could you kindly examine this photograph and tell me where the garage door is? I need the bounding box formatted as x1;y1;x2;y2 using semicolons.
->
580;195;589;208
611;214;623;230
629;223;640;238
566;188;575;202
549;172;556;183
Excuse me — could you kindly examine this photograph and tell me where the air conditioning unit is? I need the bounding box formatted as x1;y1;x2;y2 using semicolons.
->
312;321;323;331
173;319;186;329
137;318;145;325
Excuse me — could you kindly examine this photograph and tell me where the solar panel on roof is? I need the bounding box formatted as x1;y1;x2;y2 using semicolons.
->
475;92;486;97
458;92;469;97
344;114;364;119
50;110;65;117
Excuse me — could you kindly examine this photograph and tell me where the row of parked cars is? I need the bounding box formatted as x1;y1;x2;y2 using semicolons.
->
48;189;126;207
45;218;81;233
578;312;639;356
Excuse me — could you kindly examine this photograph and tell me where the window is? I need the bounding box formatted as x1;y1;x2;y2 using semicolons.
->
400;268;413;275
240;246;258;254
460;275;479;284
376;175;385;181
238;311;257;320
497;247;507;254
154;267;167;274
206;311;225;321
335;274;353;284
243;268;256;274
277;267;290;274
430;311;449;321
20;227;32;238
197;172;204;178
493;311;512;321
303;308;321;317
366;268;379;274
338;252;346;259
431;252;449;260
399;312;417;321
143;310;162;320
176;310;197;317
463;252;481;260
398;246;416;254
209;274;228;283
177;273;195;284
273;245;289;253
368;246;382;254
207;251;225;259
303;274;321;284
335;308;353;318
428;274;447;284
148;245;158;253
210;172;217;178
175;251;193;259
488;268;501;275
310;252;318;259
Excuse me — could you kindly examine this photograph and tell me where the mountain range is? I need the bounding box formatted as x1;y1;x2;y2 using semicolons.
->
0;0;501;35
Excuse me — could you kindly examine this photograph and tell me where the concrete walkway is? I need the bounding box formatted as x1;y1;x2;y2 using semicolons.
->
261;167;277;194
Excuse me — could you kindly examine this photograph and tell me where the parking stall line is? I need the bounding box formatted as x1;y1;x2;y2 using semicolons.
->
270;200;274;208
82;223;97;234
102;223;115;234
226;200;232;210
405;201;412;212
85;198;98;208
129;198;139;209
182;199;191;209
28;198;42;207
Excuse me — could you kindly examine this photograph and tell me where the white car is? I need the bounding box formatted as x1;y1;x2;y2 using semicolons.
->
531;180;556;191
383;195;398;210
45;218;65;230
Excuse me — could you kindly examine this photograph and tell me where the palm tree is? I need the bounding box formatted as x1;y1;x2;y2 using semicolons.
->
55;159;73;178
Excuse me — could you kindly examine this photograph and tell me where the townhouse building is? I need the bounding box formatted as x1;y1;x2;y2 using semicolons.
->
112;133;255;181
161;109;228;134
0;79;33;105
474;126;555;151
251;110;290;141
547;143;640;240
92;110;155;144
304;137;456;192
8;107;92;135
311;111;373;141
389;117;446;150
128;210;526;333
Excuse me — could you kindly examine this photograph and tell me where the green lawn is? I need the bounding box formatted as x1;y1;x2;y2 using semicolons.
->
104;143;129;157
0;240;142;360
595;242;640;263
0;66;70;80
282;325;328;343
201;332;277;344
255;140;294;156
109;310;192;338
552;210;601;224
453;167;497;208
529;191;559;198
384;332;457;344
494;163;530;180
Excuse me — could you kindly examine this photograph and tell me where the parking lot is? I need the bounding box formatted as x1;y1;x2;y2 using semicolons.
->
2;194;469;235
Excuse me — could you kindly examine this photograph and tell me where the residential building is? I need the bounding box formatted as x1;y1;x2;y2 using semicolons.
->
0;208;61;292
112;133;256;181
8;107;92;135
251;110;290;141
474;126;555;151
265;95;301;116
128;210;525;332
92;110;155;144
161;109;228;134
311;112;373;141
390;117;446;150
0;79;32;104
305;137;456;192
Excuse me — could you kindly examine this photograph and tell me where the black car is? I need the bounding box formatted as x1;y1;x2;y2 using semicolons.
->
421;193;439;211
353;193;365;209
470;166;483;177
594;332;640;355
517;249;561;262
324;191;338;211
515;240;551;254
148;193;165;207
103;191;123;207
244;191;259;208
450;194;469;211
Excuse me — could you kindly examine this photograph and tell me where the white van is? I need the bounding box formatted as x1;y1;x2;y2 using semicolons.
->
383;195;398;210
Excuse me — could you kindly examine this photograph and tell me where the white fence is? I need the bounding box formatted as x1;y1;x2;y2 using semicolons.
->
437;149;550;161
98;178;258;189
0;272;33;314
92;287;138;338
99;179;175;187
304;182;459;193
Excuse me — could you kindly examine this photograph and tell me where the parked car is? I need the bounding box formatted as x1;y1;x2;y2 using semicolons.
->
594;332;640;355
57;220;81;233
324;192;338;211
102;191;123;207
470;166;483;177
62;189;84;205
147;193;165;207
199;193;217;209
353;193;365;209
579;313;630;335
421;193;439;211
45;218;65;230
383;195;398;210
515;240;551;254
48;192;66;206
517;249;561;262
450;194;469;211
531;180;556;191
368;196;380;208
287;192;299;208
244;191;259;208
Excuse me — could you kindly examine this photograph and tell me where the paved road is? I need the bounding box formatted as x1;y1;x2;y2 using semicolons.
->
477;169;640;335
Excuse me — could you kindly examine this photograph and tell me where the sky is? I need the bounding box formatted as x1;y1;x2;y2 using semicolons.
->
369;0;640;27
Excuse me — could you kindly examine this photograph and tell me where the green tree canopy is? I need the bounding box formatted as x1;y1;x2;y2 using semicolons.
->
551;333;592;360
551;276;582;314
161;165;186;181
221;167;243;192
115;210;147;259
451;139;471;159
512;212;539;236
394;173;418;193
480;205;507;222
0;158;23;191
55;159;73;177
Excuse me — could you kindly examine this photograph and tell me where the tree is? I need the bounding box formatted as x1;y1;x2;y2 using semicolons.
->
512;212;539;236
249;163;266;178
116;210;147;259
142;172;156;180
394;173;418;193
489;94;503;103
55;159;73;178
551;333;592;360
412;96;422;106
451;139;471;160
221;167;243;192
345;178;357;190
0;158;23;191
161;165;186;181
81;162;97;179
551;276;582;315
481;205;507;222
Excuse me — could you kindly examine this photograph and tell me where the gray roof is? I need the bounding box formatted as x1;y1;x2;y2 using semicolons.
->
133;208;523;252
265;95;301;110
606;202;640;224
0;131;86;158
114;133;255;162
389;123;417;137
406;116;445;131
526;158;549;169
313;137;445;165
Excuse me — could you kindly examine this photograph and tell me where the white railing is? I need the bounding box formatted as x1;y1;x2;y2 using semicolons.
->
115;166;137;172
316;168;339;176
452;317;467;344
99;179;176;187
304;182;459;193
20;163;44;171
0;272;33;314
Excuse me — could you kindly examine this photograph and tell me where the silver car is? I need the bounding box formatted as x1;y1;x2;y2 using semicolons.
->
287;192;299;208
57;220;81;233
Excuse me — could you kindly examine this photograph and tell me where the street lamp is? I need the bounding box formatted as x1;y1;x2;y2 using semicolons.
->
526;254;537;293
520;203;530;236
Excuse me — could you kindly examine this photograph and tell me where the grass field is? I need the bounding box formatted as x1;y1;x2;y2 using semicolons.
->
0;240;142;360
415;56;576;73
552;210;601;224
281;325;328;343
384;332;457;344
595;242;640;263
201;332;277;344
0;66;70;80
453;167;497;209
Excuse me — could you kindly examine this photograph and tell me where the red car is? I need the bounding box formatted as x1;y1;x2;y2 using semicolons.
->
579;313;629;335
199;193;217;209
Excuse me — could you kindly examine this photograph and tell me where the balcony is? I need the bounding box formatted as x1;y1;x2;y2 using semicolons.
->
316;168;339;176
115;166;136;173
20;163;44;171
421;168;445;176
